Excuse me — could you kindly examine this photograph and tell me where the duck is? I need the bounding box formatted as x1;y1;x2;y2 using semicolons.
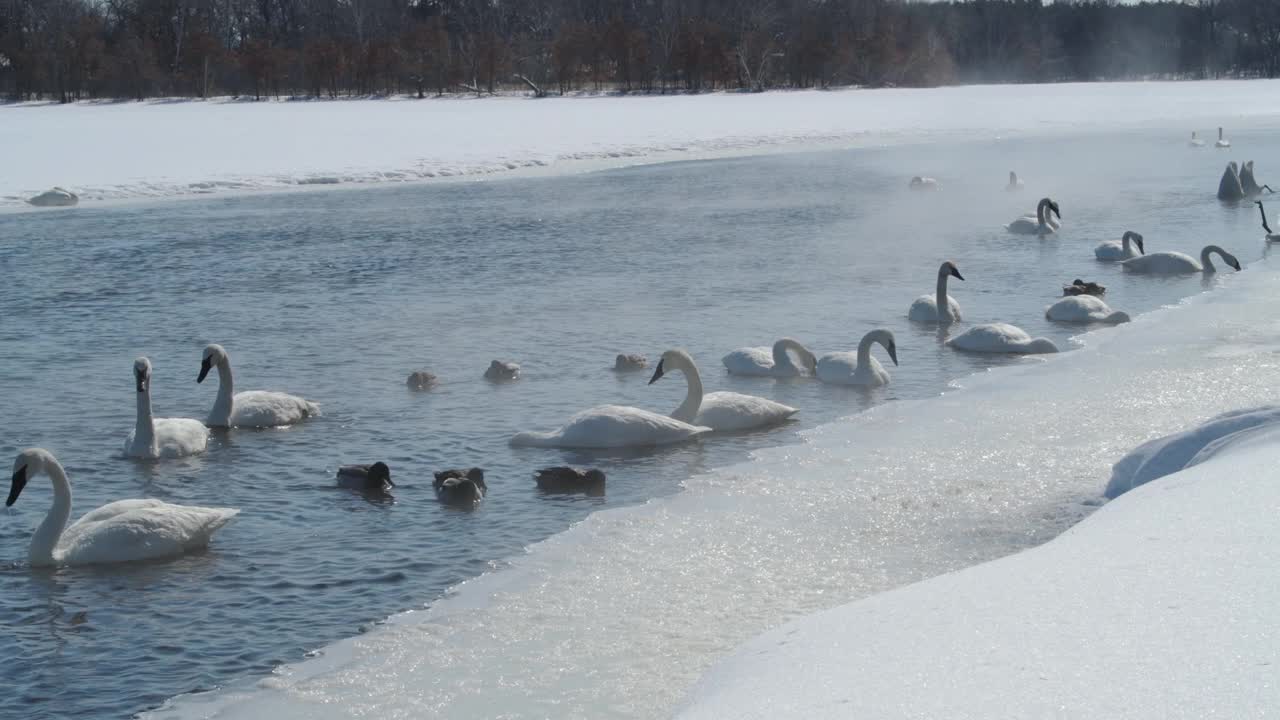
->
614;354;648;371
1045;296;1130;324
337;462;393;491
1217;161;1245;201
433;468;486;504
484;360;520;382
815;330;898;387
1256;201;1280;241
1122;245;1241;275
909;176;940;191
1006;197;1060;235
1006;171;1024;191
650;349;797;431
1240;161;1273;197
1189;131;1205;147
946;323;1058;354
198;344;319;428
722;338;817;377
535;466;606;494
907;261;964;324
1215;126;1230;148
6;448;238;566
1062;279;1105;297
124;357;208;459
27;187;79;207
1094;231;1144;261
406;371;438;390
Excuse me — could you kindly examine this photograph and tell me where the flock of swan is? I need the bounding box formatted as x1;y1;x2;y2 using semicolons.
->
7;131;1266;570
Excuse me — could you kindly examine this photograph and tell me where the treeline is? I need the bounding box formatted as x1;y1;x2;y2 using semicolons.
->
2;0;1278;103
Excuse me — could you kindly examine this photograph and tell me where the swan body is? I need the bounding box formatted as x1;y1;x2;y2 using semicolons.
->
511;404;710;449
1256;201;1280;241
651;349;798;431
1006;171;1023;191
1007;197;1060;235
27;187;78;207
1189;131;1205;147
1218;161;1245;201
337;462;393;490
1240;161;1274;197
1215;127;1230;148
1045;296;1130;324
722;338;817;377
535;466;606;494
484;360;520;381
816;330;898;387
1122;245;1241;275
434;468;486;504
614;354;648;371
907;261;964;324
406;371;438;390
124;357;208;459
7;449;238;567
198;344;318;428
909;176;940;191
1094;231;1144;261
946;323;1058;354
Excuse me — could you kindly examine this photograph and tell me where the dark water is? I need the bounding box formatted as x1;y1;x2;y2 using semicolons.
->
1;124;1274;719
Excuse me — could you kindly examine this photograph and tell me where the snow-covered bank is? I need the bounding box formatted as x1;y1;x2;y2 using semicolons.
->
6;80;1280;208
678;420;1280;719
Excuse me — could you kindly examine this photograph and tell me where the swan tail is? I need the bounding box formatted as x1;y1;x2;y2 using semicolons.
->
186;507;240;549
510;431;559;448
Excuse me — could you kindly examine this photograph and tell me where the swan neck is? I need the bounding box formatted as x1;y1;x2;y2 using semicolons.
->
31;459;72;565
1201;246;1218;271
210;360;235;426
856;334;875;367
670;358;703;424
772;342;797;373
134;384;156;451
935;270;951;322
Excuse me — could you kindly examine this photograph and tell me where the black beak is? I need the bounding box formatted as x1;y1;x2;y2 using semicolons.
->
1052;205;1061;220
1136;238;1145;254
1232;259;1242;271
888;344;899;366
648;359;666;385
951;267;965;281
197;357;212;383
7;466;27;507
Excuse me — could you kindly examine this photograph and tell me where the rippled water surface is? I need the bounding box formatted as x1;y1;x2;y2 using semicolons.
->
2;123;1276;719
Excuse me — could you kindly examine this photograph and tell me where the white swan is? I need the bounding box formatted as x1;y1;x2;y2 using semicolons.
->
1094;230;1145;261
946;323;1058;354
1006;171;1024;191
907;261;964;324
198;344;319;428
1045;296;1130;325
1218;161;1245;201
6;448;238;567
650;349;798;431
816;330;898;387
27;187;79;207
1240;161;1274;197
1189;131;1205;147
722;338;817;377
1215;126;1230;148
1256;201;1280;241
124;357;208;459
510;403;710;449
909;176;940;191
1006;197;1060;235
1121;245;1241;275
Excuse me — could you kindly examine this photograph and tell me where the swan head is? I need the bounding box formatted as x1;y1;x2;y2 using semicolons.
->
1122;231;1145;254
8;449;52;507
940;261;964;281
198;344;228;383
1047;200;1061;221
134;357;152;393
648;349;694;385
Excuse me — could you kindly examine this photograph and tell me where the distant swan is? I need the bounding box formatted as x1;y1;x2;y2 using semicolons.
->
1217;161;1245;201
1240;161;1274;197
7;448;238;566
1122;245;1241;275
1045;296;1130;324
1256;201;1280;241
1006;171;1024;191
27;187;78;207
1215;127;1230;148
124;357;208;459
816;330;898;387
946;323;1058;354
198;344;319;428
1189;131;1205;147
907;261;964;324
650;349;797;431
1094;230;1144;261
909;176;940;191
337;462;393;491
1007;197;1060;235
722;338;817;377
614;354;648;371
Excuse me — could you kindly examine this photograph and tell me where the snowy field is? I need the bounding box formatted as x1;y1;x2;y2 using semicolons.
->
5;80;1280;208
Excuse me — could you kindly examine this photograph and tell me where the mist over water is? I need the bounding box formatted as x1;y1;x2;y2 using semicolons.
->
2;118;1276;720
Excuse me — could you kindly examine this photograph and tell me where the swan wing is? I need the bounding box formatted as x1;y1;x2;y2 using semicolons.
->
59;499;239;565
1046;296;1108;322
1122;251;1199;274
817;353;889;386
1094;241;1124;261
696;392;797;431
1006;216;1038;234
511;405;710;448
947;323;1055;354
230;391;319;427
153;418;209;457
907;295;938;322
722;347;775;376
